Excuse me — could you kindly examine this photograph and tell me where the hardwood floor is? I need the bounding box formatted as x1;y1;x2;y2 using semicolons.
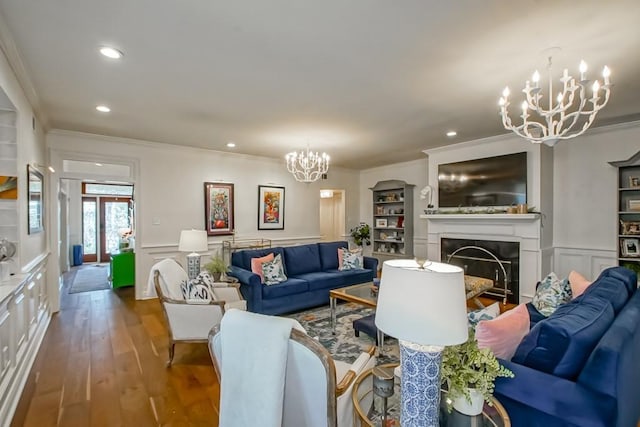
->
11;269;220;426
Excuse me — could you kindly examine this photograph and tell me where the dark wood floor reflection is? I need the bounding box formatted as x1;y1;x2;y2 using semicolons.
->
11;270;220;426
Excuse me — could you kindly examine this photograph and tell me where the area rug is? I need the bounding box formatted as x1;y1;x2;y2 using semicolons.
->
288;302;399;365
68;264;110;293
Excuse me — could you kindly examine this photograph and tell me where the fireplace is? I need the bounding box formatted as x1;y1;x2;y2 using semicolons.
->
441;238;520;304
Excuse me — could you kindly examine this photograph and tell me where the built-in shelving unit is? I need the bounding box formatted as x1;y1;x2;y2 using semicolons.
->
0;109;17;244
370;180;414;262
609;151;640;280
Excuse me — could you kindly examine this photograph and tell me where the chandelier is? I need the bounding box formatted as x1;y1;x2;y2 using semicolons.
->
499;57;611;146
285;146;330;183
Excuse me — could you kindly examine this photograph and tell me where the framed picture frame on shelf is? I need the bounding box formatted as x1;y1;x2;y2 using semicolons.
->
204;182;234;236
622;238;640;257
621;220;640;235
376;205;385;215
258;185;285;230
628;199;640;211
375;218;388;228
629;176;640;188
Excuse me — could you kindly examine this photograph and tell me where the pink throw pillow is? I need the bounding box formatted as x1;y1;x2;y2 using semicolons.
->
475;303;530;360
251;253;274;283
569;270;592;298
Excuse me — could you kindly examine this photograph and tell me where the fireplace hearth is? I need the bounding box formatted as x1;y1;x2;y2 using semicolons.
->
441;238;520;304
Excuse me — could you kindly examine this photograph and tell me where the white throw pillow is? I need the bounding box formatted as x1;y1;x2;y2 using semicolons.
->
339;247;363;271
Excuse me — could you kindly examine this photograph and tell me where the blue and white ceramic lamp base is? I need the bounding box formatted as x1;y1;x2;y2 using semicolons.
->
399;340;444;427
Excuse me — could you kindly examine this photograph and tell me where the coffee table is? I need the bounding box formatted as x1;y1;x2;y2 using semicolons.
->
329;282;383;351
353;363;511;426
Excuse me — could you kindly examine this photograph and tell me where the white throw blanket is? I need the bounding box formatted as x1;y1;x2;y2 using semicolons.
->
219;309;297;427
145;258;188;299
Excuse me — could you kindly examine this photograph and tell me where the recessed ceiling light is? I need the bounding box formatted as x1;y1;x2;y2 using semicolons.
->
226;142;236;148
95;163;103;167
96;105;111;113
446;131;457;137
99;46;124;59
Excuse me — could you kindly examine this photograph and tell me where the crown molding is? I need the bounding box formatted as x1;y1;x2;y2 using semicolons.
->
0;9;49;128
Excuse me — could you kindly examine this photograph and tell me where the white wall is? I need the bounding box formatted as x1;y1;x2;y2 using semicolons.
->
359;158;428;257
552;121;640;278
47;130;361;299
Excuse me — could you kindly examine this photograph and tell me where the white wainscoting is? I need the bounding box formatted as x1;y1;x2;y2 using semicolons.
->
552;246;617;280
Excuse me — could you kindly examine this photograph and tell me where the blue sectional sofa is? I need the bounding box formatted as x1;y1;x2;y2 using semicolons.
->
494;266;640;427
229;241;378;315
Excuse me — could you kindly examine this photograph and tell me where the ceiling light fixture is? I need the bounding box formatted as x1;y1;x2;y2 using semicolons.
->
96;105;111;113
499;56;611;146
226;142;236;148
446;131;457;137
285;146;330;183
99;46;124;59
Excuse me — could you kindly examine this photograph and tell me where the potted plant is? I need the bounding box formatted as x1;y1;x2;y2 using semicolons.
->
203;254;230;282
441;329;514;415
350;222;371;247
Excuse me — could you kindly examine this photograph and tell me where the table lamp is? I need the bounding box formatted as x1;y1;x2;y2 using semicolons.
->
178;229;208;279
375;259;468;427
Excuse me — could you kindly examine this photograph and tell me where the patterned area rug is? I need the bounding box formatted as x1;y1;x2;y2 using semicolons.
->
288;302;399;364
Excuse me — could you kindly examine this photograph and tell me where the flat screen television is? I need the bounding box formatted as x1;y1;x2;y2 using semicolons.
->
438;152;527;208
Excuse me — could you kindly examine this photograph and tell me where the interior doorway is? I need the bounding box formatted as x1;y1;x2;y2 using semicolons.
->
319;189;345;242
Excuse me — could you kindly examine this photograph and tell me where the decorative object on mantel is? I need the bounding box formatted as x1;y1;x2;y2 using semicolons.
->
420;185;436;214
499;54;611;146
285;145;329;183
425;206;539;215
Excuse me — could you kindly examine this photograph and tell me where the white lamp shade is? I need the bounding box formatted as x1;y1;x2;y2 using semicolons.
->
375;259;468;346
178;229;208;253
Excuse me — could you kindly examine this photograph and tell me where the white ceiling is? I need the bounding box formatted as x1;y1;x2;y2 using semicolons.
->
0;0;639;169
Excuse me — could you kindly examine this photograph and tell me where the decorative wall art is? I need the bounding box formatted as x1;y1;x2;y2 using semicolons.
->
258;185;285;230
0;176;18;199
204;182;234;236
27;165;43;234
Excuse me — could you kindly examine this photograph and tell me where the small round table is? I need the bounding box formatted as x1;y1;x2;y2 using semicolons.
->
352;363;511;427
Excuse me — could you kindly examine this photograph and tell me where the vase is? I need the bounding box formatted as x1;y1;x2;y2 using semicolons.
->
212;272;222;282
451;388;484;416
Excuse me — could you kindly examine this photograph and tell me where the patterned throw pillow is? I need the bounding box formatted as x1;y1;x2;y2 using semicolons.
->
531;272;571;316
339;247;363;271
262;254;288;285
180;271;216;302
467;302;501;328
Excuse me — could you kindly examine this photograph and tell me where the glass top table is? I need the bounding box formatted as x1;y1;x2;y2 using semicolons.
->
352;363;511;427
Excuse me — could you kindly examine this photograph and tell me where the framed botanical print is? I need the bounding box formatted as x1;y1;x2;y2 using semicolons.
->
258;185;285;230
204;182;234;236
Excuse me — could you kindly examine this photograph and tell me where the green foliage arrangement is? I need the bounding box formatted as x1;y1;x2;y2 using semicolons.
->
203;254;230;278
441;329;514;409
350;223;371;246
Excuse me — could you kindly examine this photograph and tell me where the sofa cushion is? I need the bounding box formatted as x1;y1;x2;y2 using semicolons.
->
261;277;309;299
569;270;592;298
251;253;274;283
476;303;530;360
531;272;571;317
318;241;348;270
513;296;615;379
599;266;637;296
339;247;364;270
577;276;631;314
282;244;322;276
262;254;288;285
232;247;286;272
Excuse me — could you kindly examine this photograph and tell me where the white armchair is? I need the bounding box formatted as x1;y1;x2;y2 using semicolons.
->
151;258;246;366
208;309;375;427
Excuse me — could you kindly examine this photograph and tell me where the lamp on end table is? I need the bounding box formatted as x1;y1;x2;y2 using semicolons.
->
178;229;208;280
375;259;468;427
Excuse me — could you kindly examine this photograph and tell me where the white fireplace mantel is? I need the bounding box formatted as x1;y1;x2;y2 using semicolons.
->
423;213;548;302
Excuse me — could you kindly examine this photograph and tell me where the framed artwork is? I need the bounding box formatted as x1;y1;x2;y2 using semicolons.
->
204;182;234;236
621;238;640;257
375;218;388;228
27;165;44;234
0;176;18;199
258;185;285;230
621;220;640;235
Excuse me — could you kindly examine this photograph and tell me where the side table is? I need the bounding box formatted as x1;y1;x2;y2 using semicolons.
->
352;363;511;426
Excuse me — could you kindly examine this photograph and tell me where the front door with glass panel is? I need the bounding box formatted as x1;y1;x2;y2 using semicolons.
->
82;183;134;263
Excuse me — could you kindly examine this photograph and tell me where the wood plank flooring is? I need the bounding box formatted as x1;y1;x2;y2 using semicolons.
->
11;270;220;426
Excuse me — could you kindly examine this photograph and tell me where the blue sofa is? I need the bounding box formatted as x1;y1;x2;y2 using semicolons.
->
229;241;378;315
494;266;640;427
